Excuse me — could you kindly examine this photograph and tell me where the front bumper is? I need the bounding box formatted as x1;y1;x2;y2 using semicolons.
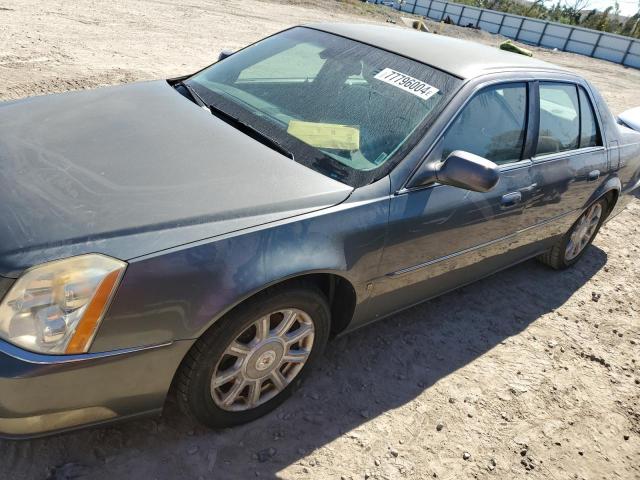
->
0;338;194;438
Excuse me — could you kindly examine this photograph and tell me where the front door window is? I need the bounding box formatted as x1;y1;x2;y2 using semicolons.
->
431;83;528;165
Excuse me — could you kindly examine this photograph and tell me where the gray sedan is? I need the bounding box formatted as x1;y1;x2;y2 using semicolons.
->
0;23;639;437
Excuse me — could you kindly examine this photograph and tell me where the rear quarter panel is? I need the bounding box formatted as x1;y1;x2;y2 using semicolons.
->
610;126;640;217
587;82;640;206
589;81;640;216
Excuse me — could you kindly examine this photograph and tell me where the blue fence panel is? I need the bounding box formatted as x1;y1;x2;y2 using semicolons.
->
386;0;639;69
444;3;464;24
499;15;523;39
627;42;640;68
597;35;630;63
518;19;545;45
540;23;570;49
477;11;504;34
567;29;600;56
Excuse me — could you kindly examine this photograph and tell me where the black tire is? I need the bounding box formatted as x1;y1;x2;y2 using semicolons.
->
537;197;608;270
176;284;330;429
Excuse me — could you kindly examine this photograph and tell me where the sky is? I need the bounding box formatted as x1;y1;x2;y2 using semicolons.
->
588;0;638;16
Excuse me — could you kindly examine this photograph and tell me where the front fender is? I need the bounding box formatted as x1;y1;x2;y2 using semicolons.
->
89;183;390;352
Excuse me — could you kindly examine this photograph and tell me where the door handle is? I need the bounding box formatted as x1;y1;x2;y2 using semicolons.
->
501;191;522;208
520;183;538;193
588;170;600;182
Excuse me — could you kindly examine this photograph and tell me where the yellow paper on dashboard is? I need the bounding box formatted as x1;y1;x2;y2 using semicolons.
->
287;120;360;151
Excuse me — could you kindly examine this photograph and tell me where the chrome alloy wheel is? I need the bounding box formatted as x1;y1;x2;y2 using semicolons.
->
565;202;603;261
211;309;315;411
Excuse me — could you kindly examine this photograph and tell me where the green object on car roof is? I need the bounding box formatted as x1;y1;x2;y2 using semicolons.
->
499;40;533;57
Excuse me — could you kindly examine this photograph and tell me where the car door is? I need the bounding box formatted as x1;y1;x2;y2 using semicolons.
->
518;80;610;246
366;81;539;320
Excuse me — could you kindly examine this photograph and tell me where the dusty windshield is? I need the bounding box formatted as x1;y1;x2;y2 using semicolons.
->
188;27;460;185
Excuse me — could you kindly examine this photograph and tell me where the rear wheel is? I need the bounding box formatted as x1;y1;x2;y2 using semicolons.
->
176;285;330;428
537;197;608;269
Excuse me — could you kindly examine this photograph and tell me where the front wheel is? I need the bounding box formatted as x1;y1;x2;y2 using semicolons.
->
176;285;330;428
537;197;608;270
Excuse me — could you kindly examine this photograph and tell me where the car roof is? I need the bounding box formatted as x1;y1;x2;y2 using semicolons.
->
307;23;569;80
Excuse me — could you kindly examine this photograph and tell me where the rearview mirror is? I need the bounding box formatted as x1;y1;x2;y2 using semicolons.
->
218;49;235;62
408;150;500;192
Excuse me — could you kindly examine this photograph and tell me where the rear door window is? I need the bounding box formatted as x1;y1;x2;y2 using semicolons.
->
578;87;601;148
537;82;580;155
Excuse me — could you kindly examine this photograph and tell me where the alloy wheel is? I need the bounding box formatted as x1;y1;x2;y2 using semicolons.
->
565;202;603;261
211;308;315;411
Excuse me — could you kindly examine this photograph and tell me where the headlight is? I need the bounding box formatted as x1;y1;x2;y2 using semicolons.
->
0;254;126;354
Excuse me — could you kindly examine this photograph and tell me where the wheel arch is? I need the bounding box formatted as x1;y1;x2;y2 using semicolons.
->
602;189;619;218
585;175;621;219
196;271;359;340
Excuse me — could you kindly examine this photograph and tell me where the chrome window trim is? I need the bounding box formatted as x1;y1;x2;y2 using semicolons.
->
532;145;606;164
398;71;607;192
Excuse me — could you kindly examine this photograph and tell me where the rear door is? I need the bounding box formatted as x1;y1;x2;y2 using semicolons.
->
367;81;538;319
519;80;609;246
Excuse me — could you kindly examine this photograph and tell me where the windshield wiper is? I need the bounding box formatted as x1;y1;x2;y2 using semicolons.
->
176;81;294;160
175;81;208;109
206;103;294;160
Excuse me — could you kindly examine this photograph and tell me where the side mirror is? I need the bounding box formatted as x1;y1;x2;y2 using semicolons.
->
408;150;500;192
218;49;235;62
618;106;640;132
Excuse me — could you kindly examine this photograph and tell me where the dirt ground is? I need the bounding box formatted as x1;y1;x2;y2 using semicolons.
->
0;1;639;479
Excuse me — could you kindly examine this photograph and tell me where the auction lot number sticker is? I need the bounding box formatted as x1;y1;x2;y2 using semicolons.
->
374;68;439;101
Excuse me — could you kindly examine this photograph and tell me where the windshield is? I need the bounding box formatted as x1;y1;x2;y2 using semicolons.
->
187;27;461;186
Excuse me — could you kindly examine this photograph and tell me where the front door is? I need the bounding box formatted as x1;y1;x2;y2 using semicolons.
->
368;81;539;320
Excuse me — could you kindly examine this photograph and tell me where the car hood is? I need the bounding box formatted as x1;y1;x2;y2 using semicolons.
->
0;80;353;277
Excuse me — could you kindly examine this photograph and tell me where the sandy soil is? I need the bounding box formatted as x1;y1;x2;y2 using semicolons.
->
0;1;638;479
